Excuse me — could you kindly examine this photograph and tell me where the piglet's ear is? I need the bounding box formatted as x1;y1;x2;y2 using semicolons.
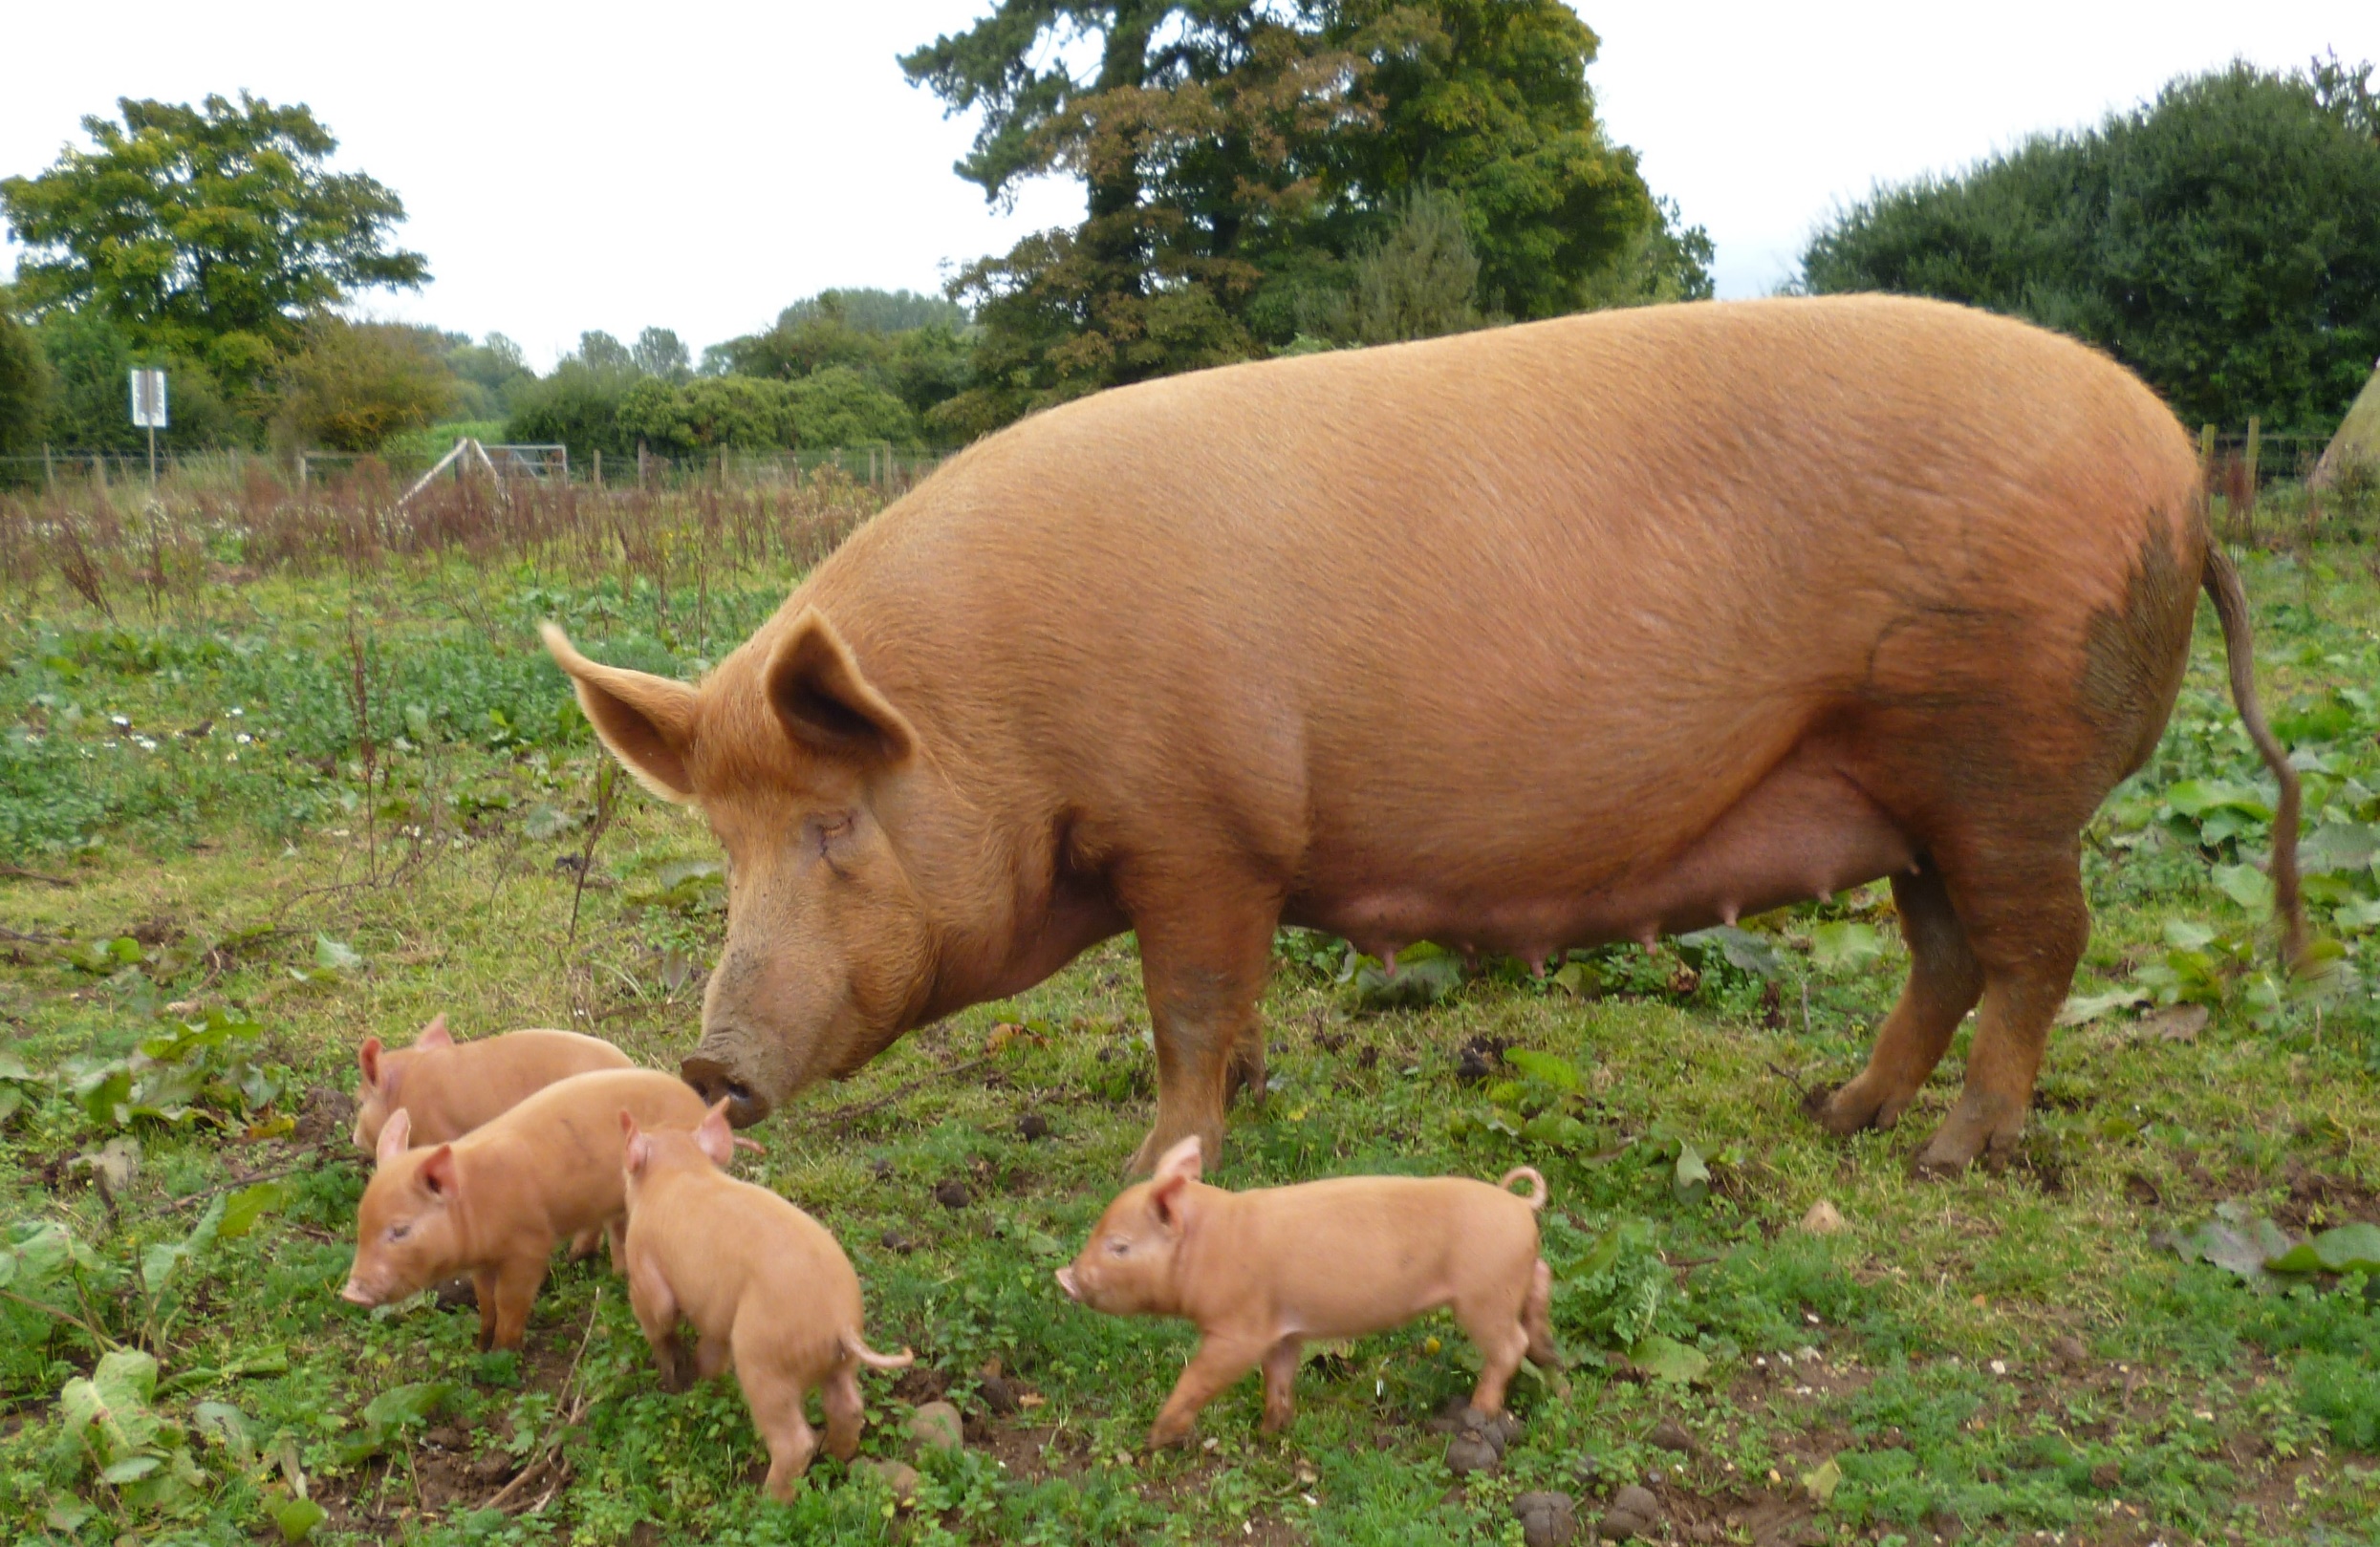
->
375;1108;412;1168
415;1013;453;1049
419;1145;458;1198
1150;1136;1201;1230
620;1111;651;1174
358;1037;383;1089
695;1100;735;1167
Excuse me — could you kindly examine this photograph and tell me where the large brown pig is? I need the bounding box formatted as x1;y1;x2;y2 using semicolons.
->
545;295;2304;1175
1057;1138;1559;1446
351;1014;634;1151
342;1068;709;1349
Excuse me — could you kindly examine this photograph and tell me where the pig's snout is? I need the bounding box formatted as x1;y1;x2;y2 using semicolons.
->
1055;1266;1080;1301
341;1278;378;1306
680;1056;770;1128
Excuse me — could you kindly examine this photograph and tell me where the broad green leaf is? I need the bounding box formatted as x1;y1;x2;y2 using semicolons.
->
1803;1456;1842;1506
2332;896;2380;934
2268;1223;2380;1276
2164;780;2271;819
2056;986;2149;1026
523;803;576;840
361;1380;452;1434
1809;921;1883;973
1504;1048;1582;1092
1547;961;1594;998
1674;1142;1711;1204
313;935;362;974
2213;864;2274;913
276;1497;328;1542
100;1454;162;1485
2162;918;2217;950
2301;822;2379;874
1519;1112;1590;1150
1677;924;1783;979
220;1179;291;1239
192;1402;255;1466
0;1050;33;1081
1629;1335;1709;1384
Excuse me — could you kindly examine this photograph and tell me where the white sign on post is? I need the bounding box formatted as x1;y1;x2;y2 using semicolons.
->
129;369;168;428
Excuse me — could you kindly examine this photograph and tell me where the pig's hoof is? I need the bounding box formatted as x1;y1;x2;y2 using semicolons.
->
1803;1079;1908;1138
1911;1098;2023;1178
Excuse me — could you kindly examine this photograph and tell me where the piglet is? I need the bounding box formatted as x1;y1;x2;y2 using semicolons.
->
352;1014;633;1151
1057;1138;1561;1447
621;1103;913;1501
343;1068;707;1350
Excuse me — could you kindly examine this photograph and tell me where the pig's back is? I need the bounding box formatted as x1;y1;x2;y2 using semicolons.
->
406;1030;635;1145
638;1169;864;1356
474;1070;708;1229
1227;1174;1538;1335
799;294;2196;892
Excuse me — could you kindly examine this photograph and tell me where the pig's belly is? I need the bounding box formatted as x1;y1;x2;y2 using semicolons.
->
1287;749;1915;961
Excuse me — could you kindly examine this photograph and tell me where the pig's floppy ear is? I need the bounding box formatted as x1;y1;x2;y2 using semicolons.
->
694;1100;736;1166
763;608;917;765
1150;1136;1202;1229
358;1037;384;1090
375;1107;412;1168
419;1145;458;1198
541;623;700;802
620;1110;652;1174
415;1013;452;1049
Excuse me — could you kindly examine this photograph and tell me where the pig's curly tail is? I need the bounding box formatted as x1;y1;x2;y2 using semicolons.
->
1498;1167;1548;1212
845;1333;916;1370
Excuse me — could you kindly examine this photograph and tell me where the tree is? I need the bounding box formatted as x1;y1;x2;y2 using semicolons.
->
572;332;636;373
0;94;428;386
31;309;238;452
903;1;1704;430
1803;57;2380;433
1306;187;1482;345
0;299;51;456
631;328;693;383
703;290;977;427
276;319;456;452
441;333;534;419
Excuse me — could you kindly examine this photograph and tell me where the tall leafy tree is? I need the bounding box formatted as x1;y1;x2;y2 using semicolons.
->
0;295;51;456
0;93;428;385
1803;57;2380;433
903;1;1702;433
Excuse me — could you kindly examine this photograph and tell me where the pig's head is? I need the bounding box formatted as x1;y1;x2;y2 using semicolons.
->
351;1013;453;1150
620;1100;739;1209
544;611;942;1128
1056;1137;1206;1317
343;1110;466;1307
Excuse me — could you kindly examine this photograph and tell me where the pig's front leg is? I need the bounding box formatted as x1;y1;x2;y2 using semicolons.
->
1258;1336;1303;1433
1126;894;1280;1175
625;1249;691;1392
1147;1330;1269;1448
484;1251;549;1352
471;1268;501;1350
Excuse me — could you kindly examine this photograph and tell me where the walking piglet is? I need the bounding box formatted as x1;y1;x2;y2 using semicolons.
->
620;1103;913;1501
343;1068;708;1349
1057;1138;1561;1447
351;1014;633;1150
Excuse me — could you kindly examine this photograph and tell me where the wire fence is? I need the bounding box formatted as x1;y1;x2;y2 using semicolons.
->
0;442;951;498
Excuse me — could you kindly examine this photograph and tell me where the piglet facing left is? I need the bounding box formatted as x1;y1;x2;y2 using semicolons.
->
1058;1138;1561;1448
621;1103;913;1502
343;1068;708;1350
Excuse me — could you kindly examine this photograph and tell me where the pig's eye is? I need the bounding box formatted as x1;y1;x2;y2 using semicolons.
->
1106;1238;1130;1257
386;1223;410;1242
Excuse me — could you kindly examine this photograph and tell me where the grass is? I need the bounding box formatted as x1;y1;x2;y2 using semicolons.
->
1;495;2378;1545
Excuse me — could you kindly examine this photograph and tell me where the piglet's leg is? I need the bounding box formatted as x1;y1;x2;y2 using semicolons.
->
743;1370;818;1504
565;1227;601;1261
1148;1331;1268;1449
1523;1260;1563;1370
486;1253;548;1352
471;1268;501;1351
626;1250;691;1393
1456;1300;1531;1416
821;1364;864;1462
1258;1336;1303;1434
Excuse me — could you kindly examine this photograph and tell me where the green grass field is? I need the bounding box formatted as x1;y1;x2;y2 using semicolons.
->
2;511;2378;1546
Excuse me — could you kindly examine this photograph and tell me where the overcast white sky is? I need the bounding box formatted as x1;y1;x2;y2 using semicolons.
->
3;2;2375;369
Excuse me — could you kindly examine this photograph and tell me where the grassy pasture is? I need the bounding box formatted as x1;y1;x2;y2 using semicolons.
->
1;479;2378;1546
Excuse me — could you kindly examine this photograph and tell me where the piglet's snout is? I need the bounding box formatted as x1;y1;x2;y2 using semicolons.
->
1054;1266;1080;1301
341;1278;377;1306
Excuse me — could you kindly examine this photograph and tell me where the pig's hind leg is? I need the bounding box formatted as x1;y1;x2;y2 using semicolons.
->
1522;1259;1563;1370
740;1368;819;1503
1454;1286;1533;1417
821;1362;864;1462
625;1250;693;1392
1258;1336;1303;1433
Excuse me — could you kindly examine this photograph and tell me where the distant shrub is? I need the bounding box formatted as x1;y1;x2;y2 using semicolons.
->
0;307;51;455
277;319;456;451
